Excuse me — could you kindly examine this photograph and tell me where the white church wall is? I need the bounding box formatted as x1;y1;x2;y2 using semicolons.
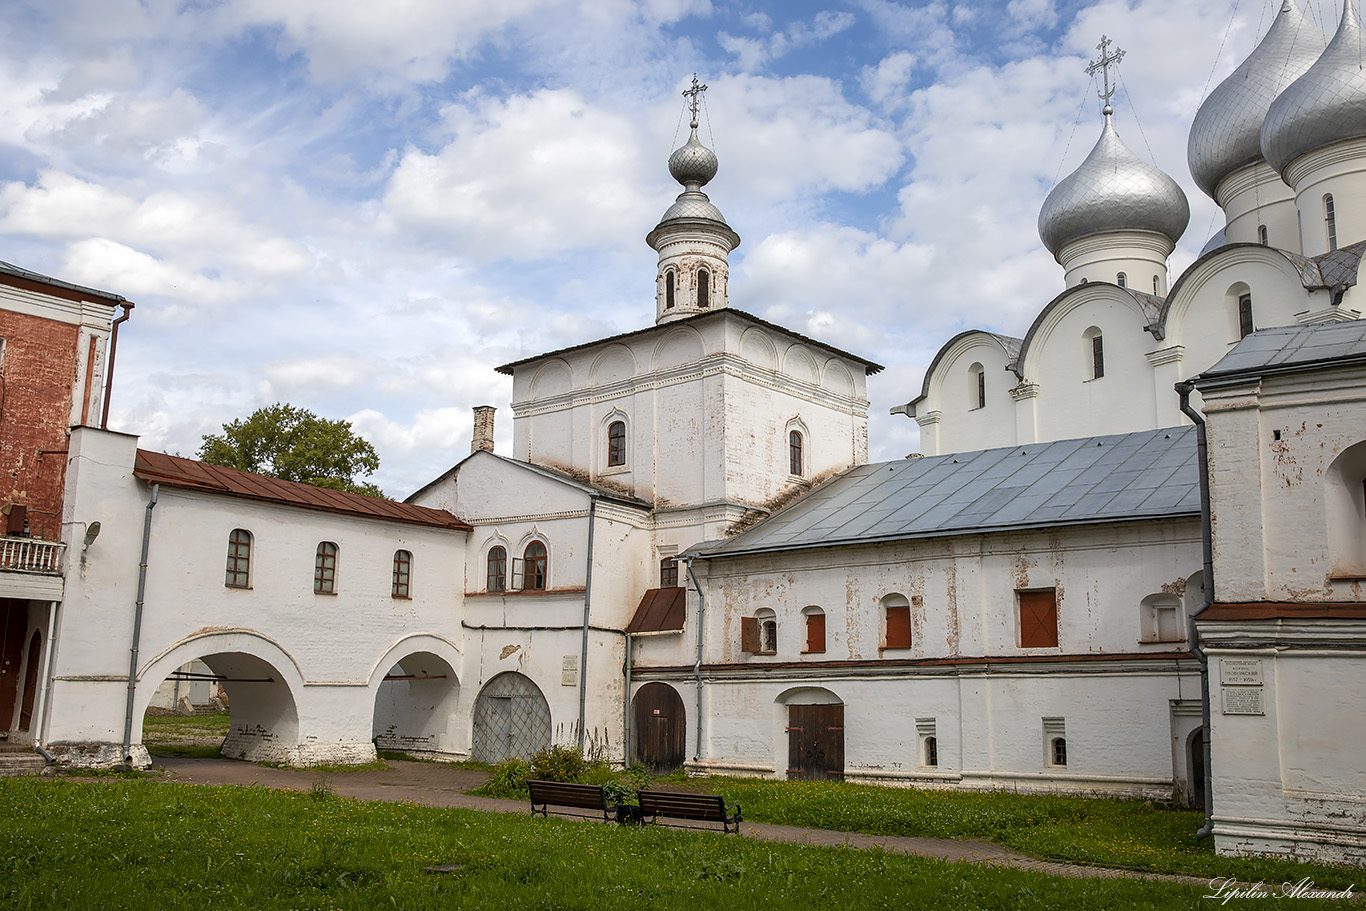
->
916;335;1018;457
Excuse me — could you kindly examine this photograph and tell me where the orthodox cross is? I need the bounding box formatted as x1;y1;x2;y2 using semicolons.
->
683;75;708;126
1085;35;1125;113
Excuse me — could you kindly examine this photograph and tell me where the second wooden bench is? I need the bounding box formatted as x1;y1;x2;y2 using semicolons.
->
636;789;743;834
527;779;612;822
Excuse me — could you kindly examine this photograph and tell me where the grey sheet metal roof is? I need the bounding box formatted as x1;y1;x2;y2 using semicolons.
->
1193;321;1366;390
0;260;128;303
689;426;1199;560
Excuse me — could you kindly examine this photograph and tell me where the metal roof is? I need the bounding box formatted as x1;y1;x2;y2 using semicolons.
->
0;260;128;304
1193;321;1366;389
689;426;1199;560
134;450;471;531
494;308;884;375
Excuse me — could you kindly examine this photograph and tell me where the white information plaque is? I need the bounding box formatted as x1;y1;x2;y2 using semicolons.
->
561;655;579;687
1220;657;1263;686
1222;687;1265;716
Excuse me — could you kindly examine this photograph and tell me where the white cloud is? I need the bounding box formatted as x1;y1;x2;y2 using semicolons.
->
720;9;857;72
62;238;246;305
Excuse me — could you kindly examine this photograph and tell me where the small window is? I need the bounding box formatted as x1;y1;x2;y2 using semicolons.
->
789;430;804;476
1238;293;1254;339
883;593;912;649
660;557;678;588
1326;194;1338;251
391;550;412;598
741;609;777;654
1141;593;1183;642
924;735;938;767
1257;224;1268;246
1083;328;1104;380
665;270;675;309
1052;737;1067;766
1153;275;1160;294
803;607;825;654
487;546;507;592
1019;589;1058;648
521;541;547;591
968;363;985;410
314;542;338;594
697;269;710;308
1116;272;1126;288
1044;717;1067;766
607;420;627;467
916;717;937;767
225;529;251;588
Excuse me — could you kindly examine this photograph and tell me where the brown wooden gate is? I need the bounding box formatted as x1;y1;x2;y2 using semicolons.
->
0;600;28;731
787;703;844;781
633;683;685;773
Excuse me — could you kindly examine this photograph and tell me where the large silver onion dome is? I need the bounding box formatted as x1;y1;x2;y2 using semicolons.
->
1188;0;1323;198
1039;113;1191;255
656;124;730;225
1263;2;1366;174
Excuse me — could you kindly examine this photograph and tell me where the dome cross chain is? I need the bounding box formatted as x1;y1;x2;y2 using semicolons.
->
683;75;707;129
1086;35;1126;115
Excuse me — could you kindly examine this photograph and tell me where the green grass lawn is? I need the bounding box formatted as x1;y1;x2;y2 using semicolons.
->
141;710;231;758
1;776;1323;911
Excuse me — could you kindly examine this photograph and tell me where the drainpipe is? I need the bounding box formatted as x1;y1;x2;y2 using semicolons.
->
1177;380;1216;840
122;483;158;761
576;497;598;753
686;559;706;763
101;304;131;430
622;633;632;766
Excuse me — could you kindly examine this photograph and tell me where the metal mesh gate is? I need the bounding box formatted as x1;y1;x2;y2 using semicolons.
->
471;672;551;763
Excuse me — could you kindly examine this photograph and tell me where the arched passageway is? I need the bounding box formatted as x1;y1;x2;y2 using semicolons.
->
470;672;551;763
372;651;459;756
632;682;685;772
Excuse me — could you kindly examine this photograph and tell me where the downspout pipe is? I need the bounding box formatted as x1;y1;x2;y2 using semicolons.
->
686;559;706;763
622;633;632;766
576;497;598;753
34;599;58;751
122;483;158;762
1177;380;1216;840
101;303;131;430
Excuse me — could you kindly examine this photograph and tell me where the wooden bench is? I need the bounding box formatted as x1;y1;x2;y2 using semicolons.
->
527;780;612;822
637;789;743;834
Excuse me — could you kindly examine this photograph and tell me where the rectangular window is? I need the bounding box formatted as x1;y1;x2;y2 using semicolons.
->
660;557;678;588
1091;334;1104;379
1044;717;1067;767
804;611;825;654
1238;293;1254;338
916;718;937;768
392;550;411;599
884;605;912;649
1018;589;1058;648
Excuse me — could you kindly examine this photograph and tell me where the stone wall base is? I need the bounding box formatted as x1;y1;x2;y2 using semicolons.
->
221;732;376;767
1215;817;1366;866
48;742;152;770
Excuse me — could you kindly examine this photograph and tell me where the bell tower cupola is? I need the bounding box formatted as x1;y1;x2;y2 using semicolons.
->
647;76;741;325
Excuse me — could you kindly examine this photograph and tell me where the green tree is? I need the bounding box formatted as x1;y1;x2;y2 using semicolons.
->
198;403;384;498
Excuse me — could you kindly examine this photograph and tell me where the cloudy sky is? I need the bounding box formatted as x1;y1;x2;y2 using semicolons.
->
0;0;1335;497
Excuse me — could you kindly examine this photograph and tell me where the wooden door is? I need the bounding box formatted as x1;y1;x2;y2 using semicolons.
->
786;703;844;781
0;600;28;731
634;683;685;772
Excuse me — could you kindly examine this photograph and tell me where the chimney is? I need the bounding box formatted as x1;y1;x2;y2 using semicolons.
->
471;405;496;454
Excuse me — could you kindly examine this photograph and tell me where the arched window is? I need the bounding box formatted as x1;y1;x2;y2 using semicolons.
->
1116;272;1127;288
1083;327;1104;380
789;429;804;476
882;593;912;649
1153;275;1161;294
1326;194;1338;250
607;420;627;467
697;269;710;308
968;362;985;410
665;269;675;309
803;607;825;654
924;735;938;767
225;529;252;588
1051;737;1067;766
1258;224;1269;246
1238;293;1254;339
756;607;777;653
1326;440;1366;577
1140;593;1183;642
392;550;412;599
521;541;547;591
314;542;338;594
487;546;507;592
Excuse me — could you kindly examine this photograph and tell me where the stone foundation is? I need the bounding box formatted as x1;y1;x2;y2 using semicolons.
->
48;742;152;770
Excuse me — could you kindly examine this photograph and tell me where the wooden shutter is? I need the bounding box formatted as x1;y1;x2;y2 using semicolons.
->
740;617;761;653
885;605;912;648
1019;590;1058;648
805;612;825;653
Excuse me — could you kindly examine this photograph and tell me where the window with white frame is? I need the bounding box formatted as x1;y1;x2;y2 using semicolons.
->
916;718;937;767
1044;717;1066;767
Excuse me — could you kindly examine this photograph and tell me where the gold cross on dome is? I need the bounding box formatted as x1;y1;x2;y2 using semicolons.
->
1085;35;1125;112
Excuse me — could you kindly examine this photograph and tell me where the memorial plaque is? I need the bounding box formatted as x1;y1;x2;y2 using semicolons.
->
561;655;578;687
1222;687;1265;715
1220;657;1263;686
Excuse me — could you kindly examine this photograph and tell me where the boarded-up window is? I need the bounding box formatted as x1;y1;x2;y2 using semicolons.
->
804;609;825;654
1019;590;1058;648
885;605;911;649
741;616;761;653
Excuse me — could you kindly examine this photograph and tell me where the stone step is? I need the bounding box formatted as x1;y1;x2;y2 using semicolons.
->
0;753;46;777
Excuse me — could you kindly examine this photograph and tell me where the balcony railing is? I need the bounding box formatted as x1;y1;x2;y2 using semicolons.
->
0;536;66;575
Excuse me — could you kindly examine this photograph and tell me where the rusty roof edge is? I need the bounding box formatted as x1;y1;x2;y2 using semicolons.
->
494;308;883;376
0;260;129;303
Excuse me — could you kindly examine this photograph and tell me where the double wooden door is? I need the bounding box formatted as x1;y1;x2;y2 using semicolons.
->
786;703;844;781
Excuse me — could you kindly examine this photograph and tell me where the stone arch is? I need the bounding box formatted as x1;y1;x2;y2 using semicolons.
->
822;359;855;397
369;636;462;758
774;686;844;781
470;671;552;762
135;629;304;764
1325;439;1366;577
739;326;778;370
530;360;573;398
783;346;819;385
589;345;637;387
652;326;707;371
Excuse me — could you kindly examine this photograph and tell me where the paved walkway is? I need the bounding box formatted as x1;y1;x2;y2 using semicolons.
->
153;757;1210;887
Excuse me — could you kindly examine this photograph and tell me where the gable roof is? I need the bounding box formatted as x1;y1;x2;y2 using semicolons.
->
688;425;1199;560
1193;320;1366;390
494;307;883;376
404;449;653;511
134;450;470;531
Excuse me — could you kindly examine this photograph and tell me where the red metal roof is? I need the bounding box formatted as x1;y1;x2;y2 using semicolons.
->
133;450;471;531
626;587;686;634
1198;602;1366;621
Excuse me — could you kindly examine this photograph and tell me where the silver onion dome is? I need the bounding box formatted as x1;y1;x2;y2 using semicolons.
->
1188;0;1323;198
1039;113;1191;255
656;124;730;226
1262;1;1366;174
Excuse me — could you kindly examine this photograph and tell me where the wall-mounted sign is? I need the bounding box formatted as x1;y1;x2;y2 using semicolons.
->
561;655;578;687
1220;657;1263;686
